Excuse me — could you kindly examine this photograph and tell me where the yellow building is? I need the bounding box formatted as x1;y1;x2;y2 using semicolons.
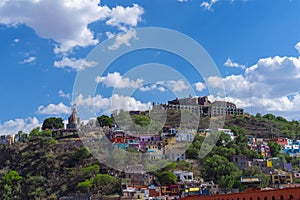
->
270;171;293;184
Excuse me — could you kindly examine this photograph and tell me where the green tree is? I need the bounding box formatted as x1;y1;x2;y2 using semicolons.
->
29;127;41;137
202;155;239;183
256;113;262;118
263;113;276;121
42;117;64;130
40;129;52;137
157;171;177;185
268;142;282;157
2;170;22;200
24;175;47;199
97;115;113;127
243;166;270;188
77;179;93;193
231;125;248;144
73;146;91;161
133;115;151;127
83;164;100;178
276;116;288;123
93;174;119;197
216;132;231;146
185;145;199;159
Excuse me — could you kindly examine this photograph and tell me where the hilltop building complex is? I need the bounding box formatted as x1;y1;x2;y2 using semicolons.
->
155;96;244;117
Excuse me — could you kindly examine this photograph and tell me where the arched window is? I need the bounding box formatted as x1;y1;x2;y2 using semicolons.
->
280;195;284;200
257;197;261;200
289;194;293;199
264;197;268;200
271;197;275;200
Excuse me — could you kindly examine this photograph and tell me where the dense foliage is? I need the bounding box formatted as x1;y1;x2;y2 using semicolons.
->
42;117;64;130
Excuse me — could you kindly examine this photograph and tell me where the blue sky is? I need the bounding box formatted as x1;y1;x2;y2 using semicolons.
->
1;0;300;135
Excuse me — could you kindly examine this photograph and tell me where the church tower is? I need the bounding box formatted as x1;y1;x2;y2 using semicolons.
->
67;104;80;129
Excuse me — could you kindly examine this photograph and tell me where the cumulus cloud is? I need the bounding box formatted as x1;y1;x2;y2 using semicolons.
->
95;72;144;88
20;56;37;64
37;102;70;115
58;90;70;99
224;58;246;69
0;0;144;53
157;79;190;92
139;84;166;92
200;0;218;11
206;76;224;89
296;42;300;54
194;82;206;92
74;94;152;115
207;55;300;119
105;4;144;30
177;0;188;3
108;29;137;50
0;117;40;135
54;57;97;71
245;56;300;98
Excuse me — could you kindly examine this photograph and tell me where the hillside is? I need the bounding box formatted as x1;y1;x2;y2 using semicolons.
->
225;114;300;139
1;113;300;199
0;136;120;199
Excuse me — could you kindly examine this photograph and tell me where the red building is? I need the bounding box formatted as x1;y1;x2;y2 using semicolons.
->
269;137;288;148
180;187;300;200
109;129;126;143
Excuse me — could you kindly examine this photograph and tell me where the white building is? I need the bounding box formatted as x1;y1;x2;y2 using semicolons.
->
173;171;194;183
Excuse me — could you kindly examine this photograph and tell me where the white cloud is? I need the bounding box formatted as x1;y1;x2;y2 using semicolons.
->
207;55;300;119
177;0;188;3
295;42;300;54
20;56;36;64
74;94;152;115
58;90;70;99
105;31;115;39
14;38;20;43
54;57;97;71
139;84;166;92
0;117;40;135
0;1;144;53
108;29;137;50
224;58;246;69
105;4;144;30
245;56;300;98
194;82;206;92
37;102;70;115
95;72;144;88
158;79;190;92
206;76;223;89
200;0;218;11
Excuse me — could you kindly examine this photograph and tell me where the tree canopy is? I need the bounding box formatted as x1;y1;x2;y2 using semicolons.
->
97;115;113;127
42;117;64;130
157;171;177;185
268;142;282;157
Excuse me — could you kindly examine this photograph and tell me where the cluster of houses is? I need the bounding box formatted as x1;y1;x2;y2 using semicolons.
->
247;136;300;158
232;135;300;187
120;165;218;200
106;126;196;161
271;137;300;156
